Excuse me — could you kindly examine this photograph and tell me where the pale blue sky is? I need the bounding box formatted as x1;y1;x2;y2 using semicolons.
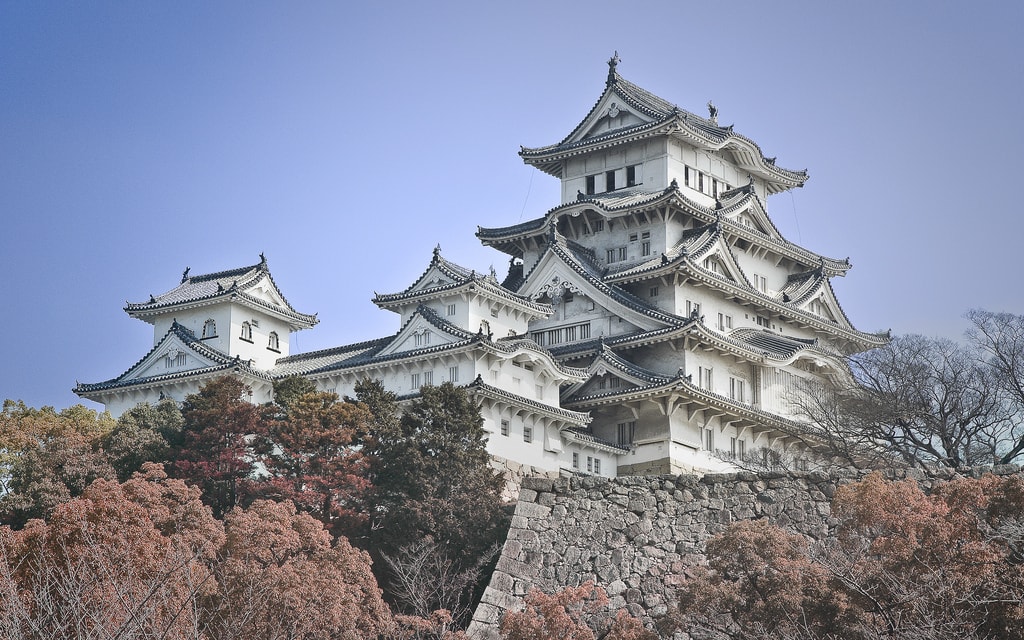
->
2;2;1022;410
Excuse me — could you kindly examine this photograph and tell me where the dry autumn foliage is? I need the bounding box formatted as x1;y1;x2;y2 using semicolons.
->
675;472;1024;640
0;465;393;640
500;581;655;640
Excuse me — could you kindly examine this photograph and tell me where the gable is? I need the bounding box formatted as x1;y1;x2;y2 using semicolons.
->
374;313;462;358
121;333;225;383
519;248;671;333
241;274;289;308
566;92;657;147
408;265;460;293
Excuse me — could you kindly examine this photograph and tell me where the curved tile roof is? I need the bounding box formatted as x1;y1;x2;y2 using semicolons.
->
274;304;587;381
373;247;551;315
75;321;270;394
125;256;317;328
519;64;807;190
466;377;591;426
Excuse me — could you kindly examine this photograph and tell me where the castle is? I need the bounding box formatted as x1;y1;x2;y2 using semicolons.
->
76;56;884;478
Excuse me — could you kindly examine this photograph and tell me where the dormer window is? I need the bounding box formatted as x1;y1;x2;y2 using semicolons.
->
267;331;280;352
240;321;253;342
202;319;217;339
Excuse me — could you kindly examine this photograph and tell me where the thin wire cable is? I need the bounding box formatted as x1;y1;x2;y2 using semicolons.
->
789;191;803;244
518;169;534;222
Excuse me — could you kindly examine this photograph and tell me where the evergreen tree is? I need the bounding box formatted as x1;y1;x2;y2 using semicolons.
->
361;381;507;571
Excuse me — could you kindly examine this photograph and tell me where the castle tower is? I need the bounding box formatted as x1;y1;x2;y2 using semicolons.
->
478;55;885;474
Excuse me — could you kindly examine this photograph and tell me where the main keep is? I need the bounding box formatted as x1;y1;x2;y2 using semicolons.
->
76;57;884;479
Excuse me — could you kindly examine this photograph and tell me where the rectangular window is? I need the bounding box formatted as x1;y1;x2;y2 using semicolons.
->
587;456;594;473
626;165;637;187
536;384;543;399
594;458;601;475
704;428;714;452
753;274;767;293
718;313;733;331
730;436;737;458
585;175;596;195
411;373;421;388
523;425;533;443
423;370;433;385
642;231;650;239
617;421;636;445
547;328;563;344
609;378;621;388
686;300;701;317
572;452;579;469
698;172;704;193
579;323;591;339
756;315;770;328
447;303;456;316
699;366;713;391
501;419;510;437
730;377;745;402
684;166;692;187
449;366;459;383
738;439;746;457
597;378;607;390
617;246;627;261
593;219;604;232
605;170;616;191
629;232;638;242
641;241;650;256
606;249;616;263
565;325;577;342
649;286;659;298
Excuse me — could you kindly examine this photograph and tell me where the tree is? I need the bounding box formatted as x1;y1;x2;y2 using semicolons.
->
204;499;391;640
0;464;223;640
966;309;1024;463
500;582;655;640
255;389;372;535
0;401;114;497
674;472;1024;639
173;377;266;517
791;331;1019;471
101;398;183;480
0;402;118;528
358;380;508;624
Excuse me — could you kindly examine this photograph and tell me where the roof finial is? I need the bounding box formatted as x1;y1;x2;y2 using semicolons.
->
707;100;718;125
433;244;441;257
259;252;266;265
607;51;620;85
181;267;190;283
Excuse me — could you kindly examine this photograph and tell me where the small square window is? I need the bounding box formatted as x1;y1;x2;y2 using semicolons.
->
447;304;456;316
650;286;659;298
629;233;638;242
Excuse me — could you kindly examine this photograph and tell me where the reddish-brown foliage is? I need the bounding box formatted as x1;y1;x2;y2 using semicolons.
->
500;581;654;640
0;464;222;639
205;499;391;640
676;473;1024;640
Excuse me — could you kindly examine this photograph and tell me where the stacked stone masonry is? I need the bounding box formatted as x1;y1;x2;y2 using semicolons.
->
467;465;1024;638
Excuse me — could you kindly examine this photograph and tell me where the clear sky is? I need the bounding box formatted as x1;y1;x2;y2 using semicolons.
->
2;2;1022;411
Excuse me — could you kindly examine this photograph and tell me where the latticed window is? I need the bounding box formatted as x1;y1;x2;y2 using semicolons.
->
267;331;279;351
240;322;252;342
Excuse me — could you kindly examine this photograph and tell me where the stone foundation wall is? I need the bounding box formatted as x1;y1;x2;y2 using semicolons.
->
490;455;560;503
467;465;1023;638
